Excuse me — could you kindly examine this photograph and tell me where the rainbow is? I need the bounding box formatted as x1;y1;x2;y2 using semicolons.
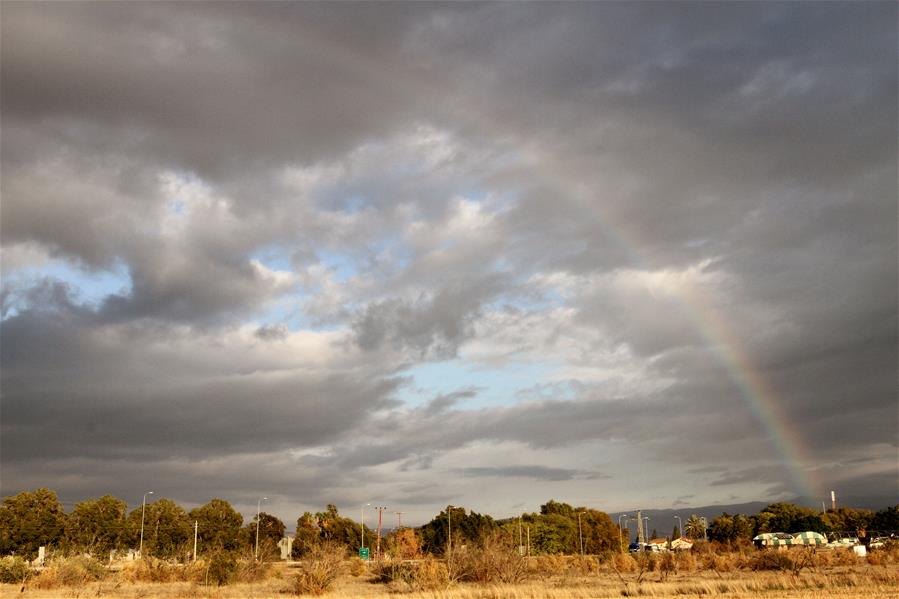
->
271;27;820;500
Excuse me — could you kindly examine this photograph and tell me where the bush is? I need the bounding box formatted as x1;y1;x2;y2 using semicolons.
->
373;556;449;591
747;550;794;572
292;541;345;595
0;556;31;584
235;557;272;583
32;556;106;588
206;551;238;586
446;533;528;584
120;557;179;583
611;552;637;573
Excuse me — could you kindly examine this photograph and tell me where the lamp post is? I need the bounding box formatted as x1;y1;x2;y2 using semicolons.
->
618;514;628;552
360;503;370;552
139;491;154;558
642;517;650;544
447;505;454;556
674;516;682;540
518;514;523;553
577;512;585;555
255;497;268;560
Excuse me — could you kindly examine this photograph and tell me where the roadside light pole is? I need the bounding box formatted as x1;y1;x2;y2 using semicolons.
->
577;512;585;555
618;514;628;552
139;491;154;558
255;497;268;560
361;503;370;552
447;505;454;556
518;514;523;553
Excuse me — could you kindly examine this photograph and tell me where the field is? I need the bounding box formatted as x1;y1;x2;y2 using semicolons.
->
2;552;898;599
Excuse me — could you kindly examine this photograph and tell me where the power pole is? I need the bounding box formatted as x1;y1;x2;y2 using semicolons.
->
375;506;387;559
193;521;198;562
395;511;405;529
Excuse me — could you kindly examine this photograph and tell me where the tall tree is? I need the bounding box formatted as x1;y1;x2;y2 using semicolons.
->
871;505;899;533
242;512;286;557
66;495;128;555
189;499;243;553
126;498;191;559
684;515;706;540
0;488;67;558
752;503;828;534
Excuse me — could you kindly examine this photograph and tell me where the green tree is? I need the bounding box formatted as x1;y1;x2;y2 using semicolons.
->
419;506;496;555
708;512;753;546
292;512;321;558
823;507;874;535
66;495;128;555
126;498;191;559
189;499;243;553
684;515;705;540
752;503;827;534
242;512;285;558
871;505;899;532
0;488;67;558
316;504;365;549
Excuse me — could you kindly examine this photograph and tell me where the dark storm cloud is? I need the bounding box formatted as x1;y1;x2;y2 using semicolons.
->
1;1;895;513
455;466;605;482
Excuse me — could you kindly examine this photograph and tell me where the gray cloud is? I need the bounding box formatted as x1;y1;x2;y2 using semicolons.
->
1;2;895;519
455;466;606;482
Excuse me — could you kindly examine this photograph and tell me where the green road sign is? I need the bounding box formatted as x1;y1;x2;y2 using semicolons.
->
359;547;370;560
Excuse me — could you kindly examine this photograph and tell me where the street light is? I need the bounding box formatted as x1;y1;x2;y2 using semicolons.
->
642;517;650;544
139;491;154;558
578;512;586;555
674;516;682;540
518;514;523;553
447;505;454;556
255;497;268;560
360;503;371;551
618;514;628;552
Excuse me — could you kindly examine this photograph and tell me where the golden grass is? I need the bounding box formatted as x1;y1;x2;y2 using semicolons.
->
2;560;896;598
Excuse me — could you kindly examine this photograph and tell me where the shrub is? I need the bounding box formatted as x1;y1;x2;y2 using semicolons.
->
446;533;528;584
206;551;238;586
676;551;696;572
0;556;31;584
292;541;345;595
611;552;637;573
32;556;106;588
373;556;449;591
347;556;366;577
120;557;180;582
747;550;793;572
235;557;272;583
569;554;599;575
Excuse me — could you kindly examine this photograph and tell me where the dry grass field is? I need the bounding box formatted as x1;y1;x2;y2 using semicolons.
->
2;552;897;599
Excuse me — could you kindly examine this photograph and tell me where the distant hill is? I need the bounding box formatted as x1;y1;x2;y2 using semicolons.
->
608;495;898;539
608;501;770;538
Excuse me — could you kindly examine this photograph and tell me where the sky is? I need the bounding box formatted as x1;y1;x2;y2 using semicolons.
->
1;1;896;528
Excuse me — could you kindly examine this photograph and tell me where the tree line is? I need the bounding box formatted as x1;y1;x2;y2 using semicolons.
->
2;488;897;561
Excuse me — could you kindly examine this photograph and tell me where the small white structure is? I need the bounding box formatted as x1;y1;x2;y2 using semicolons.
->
278;536;294;561
670;537;693;551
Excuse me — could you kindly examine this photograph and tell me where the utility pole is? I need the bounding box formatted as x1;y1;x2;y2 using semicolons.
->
526;526;530;557
139;491;153;559
375;506;387;559
831;490;837;511
577;512;585;555
395;511;405;529
193;521;198;562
